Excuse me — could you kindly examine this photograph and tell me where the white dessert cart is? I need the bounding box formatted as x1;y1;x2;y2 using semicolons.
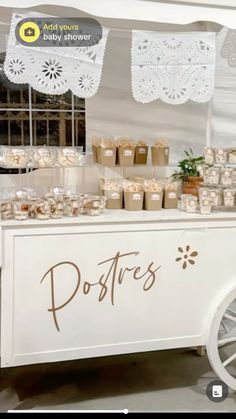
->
1;0;236;393
1;209;236;390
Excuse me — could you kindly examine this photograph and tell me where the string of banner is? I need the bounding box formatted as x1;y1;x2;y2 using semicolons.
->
3;13;235;105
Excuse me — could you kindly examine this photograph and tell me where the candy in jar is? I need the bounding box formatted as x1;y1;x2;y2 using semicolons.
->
35;200;51;220
181;194;192;211
204;147;215;164
204;167;220;185
99;196;106;213
12;200;29;221
47;186;64;197
221;168;233;186
27;198;39;219
4;147;29;168
229;149;236;164
15;189;29;200
83;196;101;216
0;201;12;220
215;148;227;164
64;195;80;217
199;187;209;199
46;196;64;219
185;195;198;213
200;197;212;215
223;189;235;207
209;188;222;206
31;147;56;168
51;201;64;219
80;195;104;216
57;147;83;167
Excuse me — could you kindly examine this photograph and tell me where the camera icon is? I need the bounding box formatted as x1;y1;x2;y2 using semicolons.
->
24;27;35;37
19;21;40;44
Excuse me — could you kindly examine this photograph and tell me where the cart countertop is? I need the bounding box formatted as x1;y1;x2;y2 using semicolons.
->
1;208;236;228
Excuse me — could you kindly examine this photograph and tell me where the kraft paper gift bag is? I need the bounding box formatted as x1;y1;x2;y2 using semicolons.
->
135;146;148;164
118;146;135;166
124;191;144;211
98;146;116;166
105;190;123;209
151;146;169;166
163;190;178;209
92;144;99;162
144;191;163;211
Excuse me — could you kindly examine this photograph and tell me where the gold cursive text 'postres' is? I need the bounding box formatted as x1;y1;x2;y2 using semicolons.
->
40;251;161;332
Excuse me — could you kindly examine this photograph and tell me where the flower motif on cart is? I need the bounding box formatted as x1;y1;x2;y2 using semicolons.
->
175;245;198;270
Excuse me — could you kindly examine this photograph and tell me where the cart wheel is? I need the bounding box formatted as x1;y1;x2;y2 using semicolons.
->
207;288;236;390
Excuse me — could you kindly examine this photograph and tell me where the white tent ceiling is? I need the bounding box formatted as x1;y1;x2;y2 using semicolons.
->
0;0;235;28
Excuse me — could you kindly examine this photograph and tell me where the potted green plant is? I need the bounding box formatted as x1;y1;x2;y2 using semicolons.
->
173;149;204;196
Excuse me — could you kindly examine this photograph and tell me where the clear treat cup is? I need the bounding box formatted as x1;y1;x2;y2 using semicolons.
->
199;187;209;200
31;147;56;168
221;168;233;186
209;188;223;206
204;167;220;185
215;148;227;164
181;194;193;211
185;195;198;213
204;147;215;164
12;200;29;221
229;149;236;164
223;189;235;207
200;198;212;215
35;200;51;220
57;147;83;167
63;195;80;217
0;201;12;220
1;146;30;168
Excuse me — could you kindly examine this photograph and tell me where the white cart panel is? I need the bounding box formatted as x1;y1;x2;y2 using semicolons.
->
1;220;236;367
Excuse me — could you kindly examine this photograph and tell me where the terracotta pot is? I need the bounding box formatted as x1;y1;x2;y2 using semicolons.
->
182;176;203;197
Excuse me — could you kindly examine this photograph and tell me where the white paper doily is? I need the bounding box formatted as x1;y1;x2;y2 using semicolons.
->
4;14;109;98
131;31;216;105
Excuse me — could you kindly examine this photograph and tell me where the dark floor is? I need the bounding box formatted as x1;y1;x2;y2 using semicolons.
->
0;348;236;412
